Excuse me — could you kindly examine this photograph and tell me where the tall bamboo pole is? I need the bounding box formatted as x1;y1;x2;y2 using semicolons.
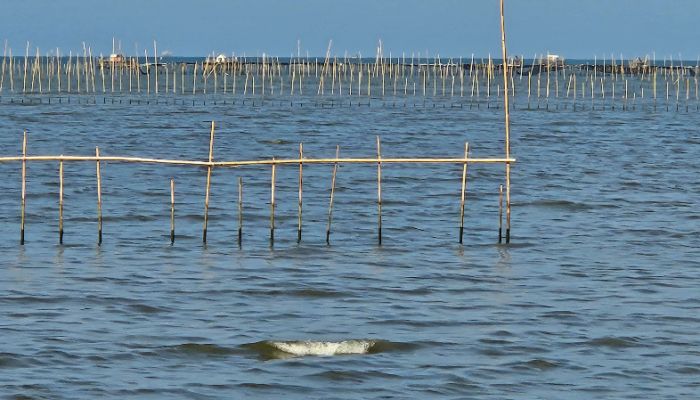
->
20;132;27;245
202;121;215;244
238;177;242;245
298;143;303;242
96;146;102;245
377;136;382;245
498;185;503;243
326;146;339;244
59;158;64;244
170;179;175;244
270;158;276;245
500;0;512;243
459;142;469;243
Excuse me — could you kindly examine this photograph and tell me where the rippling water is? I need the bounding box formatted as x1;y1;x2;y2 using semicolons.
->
0;85;699;399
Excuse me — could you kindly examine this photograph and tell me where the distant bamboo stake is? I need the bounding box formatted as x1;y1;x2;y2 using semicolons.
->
459;142;469;244
377;136;382;245
270;158;276;244
298;143;303;242
23;42;28;95
59;158;64;244
326;145;339;244
170;179;175;244
20;132;26;245
96;146;102;245
145;49;150;97
238;177;242;245
202;121;215;244
154;41;158;95
0;40;7;96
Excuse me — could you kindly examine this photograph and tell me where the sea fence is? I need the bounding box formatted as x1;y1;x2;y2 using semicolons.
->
0;50;698;111
7;123;516;247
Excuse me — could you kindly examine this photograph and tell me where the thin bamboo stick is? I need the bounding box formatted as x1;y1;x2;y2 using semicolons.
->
202;121;215;244
298;143;303;242
238;177;242;245
96;146;102;245
21;132;27;245
23;42;28;95
326;145;339;244
500;0;512;243
170;179;175;244
154;41;158;96
59;158;64;244
0;40;7;97
498;185;503;243
270;158;276;245
377;136;382;245
459;142;469;244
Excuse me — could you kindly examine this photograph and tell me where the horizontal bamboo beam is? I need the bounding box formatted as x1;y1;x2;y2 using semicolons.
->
0;155;516;166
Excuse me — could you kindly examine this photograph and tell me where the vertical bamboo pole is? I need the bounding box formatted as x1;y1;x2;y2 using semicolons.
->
238;177;242;245
153;41;158;96
377;136;382;245
270;158;276;245
145;49;150;99
59;157;64;244
500;0;512;243
298;143;303;242
326;145;339;244
170;179;175;244
459;142;469;244
498;185;503;243
23;42;28;96
0;40;7;97
20;132;27;245
96;146;102;245
202;121;215;244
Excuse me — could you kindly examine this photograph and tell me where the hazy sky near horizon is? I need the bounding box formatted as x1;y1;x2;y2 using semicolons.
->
2;0;699;60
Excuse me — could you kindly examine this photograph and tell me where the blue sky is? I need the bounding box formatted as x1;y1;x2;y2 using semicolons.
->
2;0;699;60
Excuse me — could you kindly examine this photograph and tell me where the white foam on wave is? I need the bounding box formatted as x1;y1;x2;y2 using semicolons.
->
268;340;376;356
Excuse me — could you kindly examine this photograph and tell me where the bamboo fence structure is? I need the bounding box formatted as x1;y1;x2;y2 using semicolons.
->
9;126;515;246
0;43;696;112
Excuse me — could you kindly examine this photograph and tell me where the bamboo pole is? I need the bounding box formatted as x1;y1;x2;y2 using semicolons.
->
377;136;382;245
0;40;7;97
96;146;102;245
238;177;242;245
500;0;512;243
0;155;515;166
270;158;276;245
298;143;303;242
326;145;339;244
20;132;27;245
154;41;158;96
59;157;64;244
202;121;215;244
459;142;469;244
498;185;503;243
23;42;28;96
170;179;175;244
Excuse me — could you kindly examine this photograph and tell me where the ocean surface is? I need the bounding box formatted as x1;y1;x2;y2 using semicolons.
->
0;74;699;399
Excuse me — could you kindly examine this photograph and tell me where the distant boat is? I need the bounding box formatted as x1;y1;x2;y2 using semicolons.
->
109;53;125;63
546;54;564;67
161;51;173;58
506;55;521;67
